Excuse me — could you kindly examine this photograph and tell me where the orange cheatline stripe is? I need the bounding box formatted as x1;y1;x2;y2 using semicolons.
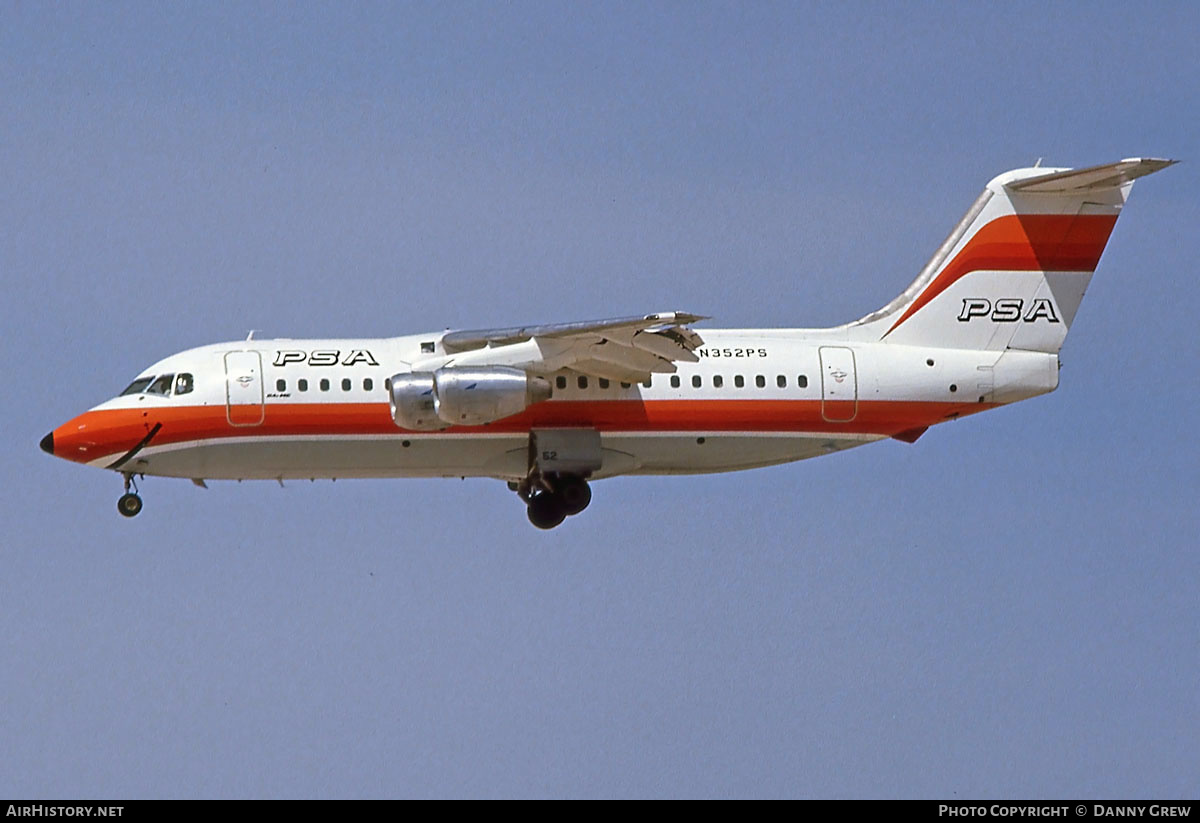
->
52;399;997;464
885;213;1118;336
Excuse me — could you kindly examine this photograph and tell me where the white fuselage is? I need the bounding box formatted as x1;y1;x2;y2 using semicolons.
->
51;329;1058;483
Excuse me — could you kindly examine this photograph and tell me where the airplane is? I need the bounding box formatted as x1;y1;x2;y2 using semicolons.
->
40;157;1173;529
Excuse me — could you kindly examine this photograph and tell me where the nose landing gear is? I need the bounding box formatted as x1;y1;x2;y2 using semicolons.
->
117;473;143;518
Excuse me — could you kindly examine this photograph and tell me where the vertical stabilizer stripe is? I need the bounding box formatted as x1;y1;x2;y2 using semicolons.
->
884;213;1117;336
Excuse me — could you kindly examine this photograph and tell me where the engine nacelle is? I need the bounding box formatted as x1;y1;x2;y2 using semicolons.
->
433;367;553;426
389;372;444;431
389;367;552;430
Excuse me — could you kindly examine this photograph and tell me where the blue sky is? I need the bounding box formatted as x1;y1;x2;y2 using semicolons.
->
3;2;1198;798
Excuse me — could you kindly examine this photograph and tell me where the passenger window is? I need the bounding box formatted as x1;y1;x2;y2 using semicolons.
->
670;375;680;388
691;375;701;388
121;377;154;396
174;373;194;395
556;376;567;390
578;376;588;389
621;382;630;389
146;373;174;396
755;375;766;388
341;378;351;391
320;378;330;392
298;378;308;392
798;375;808;388
599;378;610;389
777;375;786;388
276;379;286;392
734;375;744;388
642;378;651;388
364;378;374;392
713;375;723;388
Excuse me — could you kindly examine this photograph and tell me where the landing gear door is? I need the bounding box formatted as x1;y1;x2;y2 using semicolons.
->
819;346;858;423
531;429;603;476
225;351;265;426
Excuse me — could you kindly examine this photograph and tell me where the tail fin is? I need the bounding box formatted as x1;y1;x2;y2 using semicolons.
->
852;158;1175;352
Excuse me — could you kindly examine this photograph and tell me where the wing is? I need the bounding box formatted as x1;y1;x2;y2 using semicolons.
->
422;311;708;383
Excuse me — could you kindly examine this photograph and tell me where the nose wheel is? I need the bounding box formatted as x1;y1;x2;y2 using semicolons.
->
117;473;143;518
118;493;143;517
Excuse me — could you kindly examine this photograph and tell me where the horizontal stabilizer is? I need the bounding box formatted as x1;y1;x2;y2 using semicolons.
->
1006;157;1176;193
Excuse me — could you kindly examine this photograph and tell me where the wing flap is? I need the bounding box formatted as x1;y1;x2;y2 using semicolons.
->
631;328;702;362
584;340;679;373
567;359;653;384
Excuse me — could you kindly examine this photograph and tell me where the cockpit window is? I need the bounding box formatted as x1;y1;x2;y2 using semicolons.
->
121;377;154;396
174;373;194;395
146;374;175;396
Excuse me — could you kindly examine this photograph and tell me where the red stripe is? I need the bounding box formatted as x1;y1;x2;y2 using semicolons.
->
53;399;996;464
885;213;1117;335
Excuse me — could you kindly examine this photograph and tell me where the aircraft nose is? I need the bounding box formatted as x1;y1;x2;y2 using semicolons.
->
40;431;54;455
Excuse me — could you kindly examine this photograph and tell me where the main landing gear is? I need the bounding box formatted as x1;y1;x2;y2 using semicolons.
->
516;429;602;529
518;474;592;530
117;473;143;518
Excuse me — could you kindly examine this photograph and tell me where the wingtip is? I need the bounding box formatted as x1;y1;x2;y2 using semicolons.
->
1120;157;1179;173
645;311;710;325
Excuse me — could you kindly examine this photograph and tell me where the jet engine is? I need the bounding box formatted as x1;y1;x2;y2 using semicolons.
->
389;367;552;430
